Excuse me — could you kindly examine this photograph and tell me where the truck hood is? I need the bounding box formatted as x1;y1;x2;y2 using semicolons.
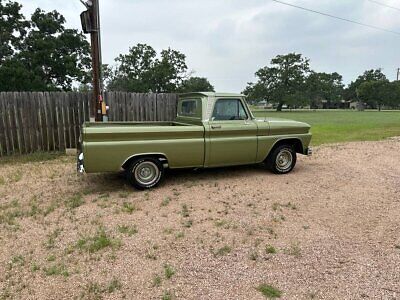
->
256;117;311;135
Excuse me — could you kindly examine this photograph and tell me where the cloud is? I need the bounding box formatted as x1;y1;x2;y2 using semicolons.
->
18;0;400;92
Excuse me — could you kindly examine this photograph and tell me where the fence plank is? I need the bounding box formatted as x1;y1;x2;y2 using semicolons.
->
0;91;178;155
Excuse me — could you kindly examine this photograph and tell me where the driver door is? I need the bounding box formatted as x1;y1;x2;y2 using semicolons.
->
207;99;258;167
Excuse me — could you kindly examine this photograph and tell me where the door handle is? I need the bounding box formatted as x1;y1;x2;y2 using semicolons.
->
211;125;221;129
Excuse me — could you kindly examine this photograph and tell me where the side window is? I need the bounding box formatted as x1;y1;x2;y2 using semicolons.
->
179;99;198;117
212;99;248;121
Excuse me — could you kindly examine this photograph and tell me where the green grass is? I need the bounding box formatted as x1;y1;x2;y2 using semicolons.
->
257;284;282;299
76;228;120;253
0;152;64;165
252;110;400;145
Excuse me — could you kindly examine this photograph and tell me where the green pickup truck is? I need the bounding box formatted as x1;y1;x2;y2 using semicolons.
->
78;92;312;189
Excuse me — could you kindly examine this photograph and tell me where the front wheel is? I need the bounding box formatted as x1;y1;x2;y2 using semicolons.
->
266;145;297;174
126;157;164;190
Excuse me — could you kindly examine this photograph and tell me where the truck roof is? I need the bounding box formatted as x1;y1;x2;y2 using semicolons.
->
179;92;245;98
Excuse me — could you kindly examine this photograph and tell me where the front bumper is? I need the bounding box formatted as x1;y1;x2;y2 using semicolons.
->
305;147;313;156
77;152;85;173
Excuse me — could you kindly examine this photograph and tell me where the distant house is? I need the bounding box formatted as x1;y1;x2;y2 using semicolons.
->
350;101;365;111
256;100;273;109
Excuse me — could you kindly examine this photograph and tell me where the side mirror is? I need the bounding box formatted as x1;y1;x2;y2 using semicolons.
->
80;10;94;34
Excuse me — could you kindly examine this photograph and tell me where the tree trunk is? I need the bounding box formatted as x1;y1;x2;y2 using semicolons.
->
276;102;283;112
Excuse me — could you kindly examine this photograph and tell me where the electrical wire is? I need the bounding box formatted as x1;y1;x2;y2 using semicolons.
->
271;0;400;36
365;0;400;12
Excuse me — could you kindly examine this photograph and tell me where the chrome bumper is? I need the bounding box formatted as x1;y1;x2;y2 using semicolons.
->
306;147;313;156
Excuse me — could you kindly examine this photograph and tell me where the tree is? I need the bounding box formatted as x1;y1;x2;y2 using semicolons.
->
306;72;344;108
0;0;29;63
107;44;188;93
244;53;310;111
344;69;387;101
179;77;214;93
0;3;91;91
357;79;390;110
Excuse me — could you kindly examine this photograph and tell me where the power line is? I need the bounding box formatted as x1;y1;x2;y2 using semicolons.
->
271;0;400;36
366;0;400;12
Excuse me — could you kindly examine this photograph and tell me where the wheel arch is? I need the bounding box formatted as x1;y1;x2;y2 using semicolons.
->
265;138;303;161
121;153;169;170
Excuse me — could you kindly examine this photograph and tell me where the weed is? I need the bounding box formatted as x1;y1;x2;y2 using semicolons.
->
10;255;25;267
162;291;174;300
249;251;258;261
107;278;122;293
31;262;40;272
45;228;61;249
77;228;120;253
146;252;157;260
285;243;301;258
9;171;22;183
118;191;129;199
272;203;280;211
82;282;102;299
182;219;193;228
44;201;58;216
152;275;162;287
181;204;189;217
47;255;56;262
163;228;174;235
65;193;84;209
161;197;171;207
44;263;69;277
257;284;282;299
175;232;184;239
118;225;138;236
164;264;175;279
215;219;228;228
266;245;277;254
215;245;232;256
0;176;5;185
122;202;136;214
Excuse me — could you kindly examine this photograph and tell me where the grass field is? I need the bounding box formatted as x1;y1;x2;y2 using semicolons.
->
252;110;400;145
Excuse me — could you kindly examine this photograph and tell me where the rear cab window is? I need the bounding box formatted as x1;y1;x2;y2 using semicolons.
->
178;98;201;118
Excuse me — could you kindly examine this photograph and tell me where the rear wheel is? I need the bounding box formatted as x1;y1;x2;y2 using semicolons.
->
266;144;297;174
126;157;164;190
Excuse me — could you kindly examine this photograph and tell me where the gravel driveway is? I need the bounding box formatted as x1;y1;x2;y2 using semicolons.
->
0;139;399;299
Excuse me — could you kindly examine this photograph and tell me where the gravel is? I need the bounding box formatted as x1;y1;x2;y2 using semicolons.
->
0;139;399;299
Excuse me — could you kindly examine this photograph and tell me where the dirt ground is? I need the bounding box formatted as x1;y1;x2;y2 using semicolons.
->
0;139;399;300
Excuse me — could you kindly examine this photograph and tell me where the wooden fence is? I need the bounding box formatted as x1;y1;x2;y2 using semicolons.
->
0;92;178;156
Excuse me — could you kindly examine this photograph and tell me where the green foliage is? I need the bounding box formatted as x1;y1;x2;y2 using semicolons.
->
257;284;282;299
108;43;188;93
164;264;175;279
306;72;344;108
344;69;387;101
244;53;311;111
357;80;393;110
179;77;215;93
0;0;29;63
77;228;120;253
0;2;90;91
65;193;84;209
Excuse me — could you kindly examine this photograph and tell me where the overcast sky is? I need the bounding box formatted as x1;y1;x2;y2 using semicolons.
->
19;0;400;92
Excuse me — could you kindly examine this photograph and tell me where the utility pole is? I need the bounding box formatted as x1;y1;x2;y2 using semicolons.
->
80;0;105;122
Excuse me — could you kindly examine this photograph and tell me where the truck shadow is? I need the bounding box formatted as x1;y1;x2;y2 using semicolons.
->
83;164;270;193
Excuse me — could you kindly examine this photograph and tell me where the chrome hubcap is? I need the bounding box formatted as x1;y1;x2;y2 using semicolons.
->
134;161;159;186
276;150;293;171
